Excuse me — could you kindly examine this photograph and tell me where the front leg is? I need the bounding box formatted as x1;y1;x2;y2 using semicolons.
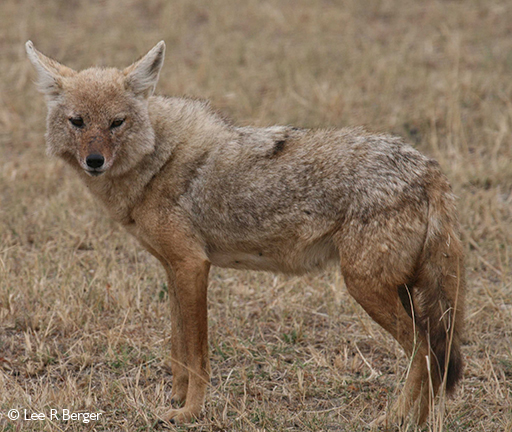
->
163;257;211;423
133;233;210;421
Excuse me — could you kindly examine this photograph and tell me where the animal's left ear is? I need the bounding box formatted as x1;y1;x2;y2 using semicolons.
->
124;41;166;98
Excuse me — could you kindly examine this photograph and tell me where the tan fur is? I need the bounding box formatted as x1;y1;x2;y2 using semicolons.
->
26;41;465;426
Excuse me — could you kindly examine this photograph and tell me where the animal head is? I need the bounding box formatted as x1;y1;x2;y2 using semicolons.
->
26;41;166;177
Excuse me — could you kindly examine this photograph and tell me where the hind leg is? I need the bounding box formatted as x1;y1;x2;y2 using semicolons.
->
343;274;437;426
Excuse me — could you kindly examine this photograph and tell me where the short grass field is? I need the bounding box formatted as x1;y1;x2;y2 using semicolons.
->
1;0;511;430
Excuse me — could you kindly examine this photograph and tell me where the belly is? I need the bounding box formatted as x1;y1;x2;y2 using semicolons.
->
208;250;284;272
207;236;339;275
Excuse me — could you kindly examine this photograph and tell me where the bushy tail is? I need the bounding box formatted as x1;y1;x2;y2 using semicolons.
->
413;162;465;393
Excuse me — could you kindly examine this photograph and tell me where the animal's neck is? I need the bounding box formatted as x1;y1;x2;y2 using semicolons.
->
75;95;233;225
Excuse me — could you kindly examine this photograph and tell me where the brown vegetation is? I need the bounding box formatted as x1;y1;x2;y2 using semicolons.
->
0;0;511;430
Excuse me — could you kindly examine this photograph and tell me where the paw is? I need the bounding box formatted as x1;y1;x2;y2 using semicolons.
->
369;413;388;430
161;407;200;424
369;412;403;431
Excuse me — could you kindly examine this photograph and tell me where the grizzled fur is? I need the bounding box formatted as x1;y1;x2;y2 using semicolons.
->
26;40;465;427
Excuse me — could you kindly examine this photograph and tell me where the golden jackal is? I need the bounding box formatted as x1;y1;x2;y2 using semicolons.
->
26;40;465;427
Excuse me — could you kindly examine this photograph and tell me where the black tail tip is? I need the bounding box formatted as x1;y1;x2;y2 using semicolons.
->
444;350;464;394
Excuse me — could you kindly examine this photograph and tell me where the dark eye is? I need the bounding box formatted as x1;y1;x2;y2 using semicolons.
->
69;117;84;128
110;119;125;129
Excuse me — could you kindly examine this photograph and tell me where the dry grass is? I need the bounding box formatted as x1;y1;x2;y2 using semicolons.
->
1;0;511;430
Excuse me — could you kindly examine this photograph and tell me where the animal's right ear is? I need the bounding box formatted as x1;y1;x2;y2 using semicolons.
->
25;41;76;99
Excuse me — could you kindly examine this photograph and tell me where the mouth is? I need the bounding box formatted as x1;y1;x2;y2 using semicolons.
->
85;169;105;177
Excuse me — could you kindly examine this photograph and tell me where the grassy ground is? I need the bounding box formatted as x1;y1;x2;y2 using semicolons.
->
1;0;511;430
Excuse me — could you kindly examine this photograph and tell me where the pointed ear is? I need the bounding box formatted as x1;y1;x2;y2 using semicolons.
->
124;41;166;98
25;41;76;99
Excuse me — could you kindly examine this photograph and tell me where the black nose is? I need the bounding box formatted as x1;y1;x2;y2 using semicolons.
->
86;153;105;169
